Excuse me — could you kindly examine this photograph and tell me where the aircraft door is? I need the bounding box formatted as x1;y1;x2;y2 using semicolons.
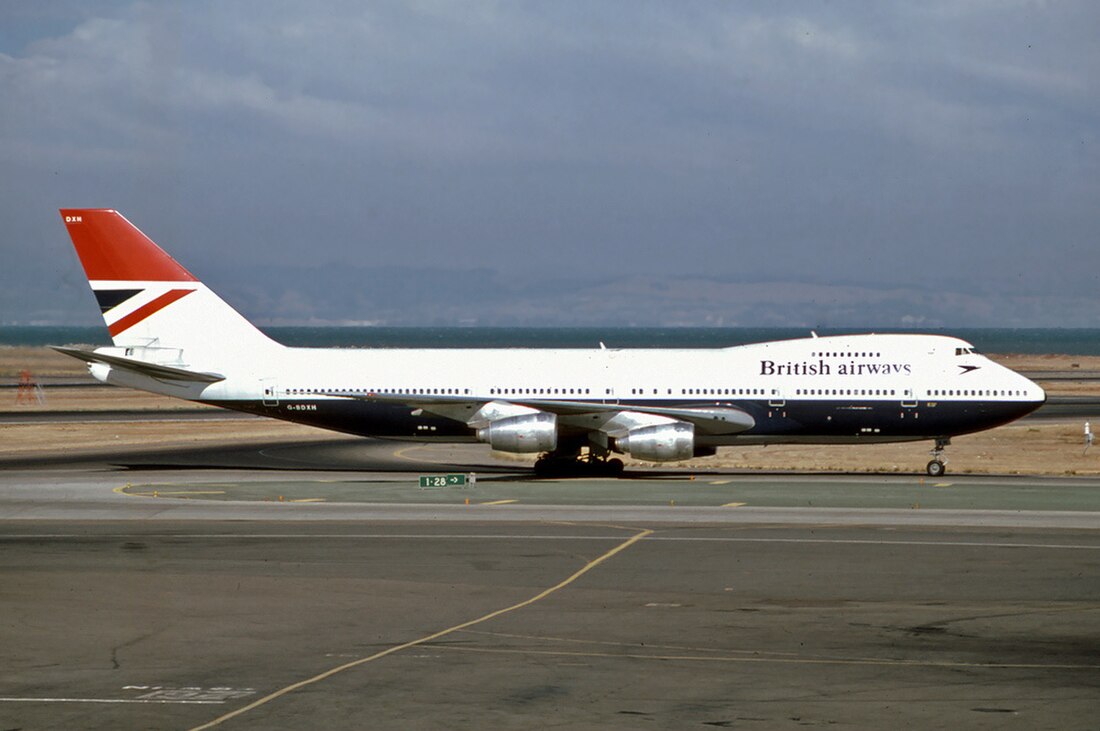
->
261;378;279;407
900;388;919;423
901;388;918;409
768;389;786;418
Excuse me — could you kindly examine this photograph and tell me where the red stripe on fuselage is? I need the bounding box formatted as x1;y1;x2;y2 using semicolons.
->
108;289;195;337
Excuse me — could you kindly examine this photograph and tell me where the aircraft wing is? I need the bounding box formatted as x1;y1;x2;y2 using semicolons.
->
328;391;755;435
52;346;226;384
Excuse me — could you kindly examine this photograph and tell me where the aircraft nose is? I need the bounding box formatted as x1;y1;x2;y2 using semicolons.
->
1024;372;1046;404
1017;373;1046;418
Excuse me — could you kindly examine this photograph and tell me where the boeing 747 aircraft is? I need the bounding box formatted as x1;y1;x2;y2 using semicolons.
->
56;209;1045;477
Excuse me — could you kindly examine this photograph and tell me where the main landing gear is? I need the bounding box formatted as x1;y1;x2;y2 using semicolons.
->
534;449;625;478
926;437;950;477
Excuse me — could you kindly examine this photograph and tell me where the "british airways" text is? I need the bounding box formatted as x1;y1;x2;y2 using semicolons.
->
760;359;912;376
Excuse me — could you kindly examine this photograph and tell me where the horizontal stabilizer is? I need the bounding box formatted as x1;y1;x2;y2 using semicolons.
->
52;346;225;384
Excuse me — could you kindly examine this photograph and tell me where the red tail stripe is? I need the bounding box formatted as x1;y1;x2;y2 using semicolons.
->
60;209;197;282
108;289;195;337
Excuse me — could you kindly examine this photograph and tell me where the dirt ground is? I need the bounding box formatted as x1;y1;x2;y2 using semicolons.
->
610;420;1100;476
2;346;1099;475
0;346;93;378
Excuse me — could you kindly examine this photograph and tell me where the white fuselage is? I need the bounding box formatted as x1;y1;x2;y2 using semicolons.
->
98;332;1044;448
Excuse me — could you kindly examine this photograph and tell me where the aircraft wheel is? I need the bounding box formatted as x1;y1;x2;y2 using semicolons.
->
926;460;946;478
605;458;624;476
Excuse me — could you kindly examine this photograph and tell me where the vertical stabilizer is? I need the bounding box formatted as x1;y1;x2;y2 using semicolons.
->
60;209;279;362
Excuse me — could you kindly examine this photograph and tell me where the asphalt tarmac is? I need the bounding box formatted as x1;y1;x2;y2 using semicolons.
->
2;440;1099;730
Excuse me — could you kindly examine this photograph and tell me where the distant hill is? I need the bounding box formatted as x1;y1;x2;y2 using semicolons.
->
9;264;1096;328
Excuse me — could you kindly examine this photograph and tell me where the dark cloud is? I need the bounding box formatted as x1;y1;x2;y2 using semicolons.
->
1;1;1097;326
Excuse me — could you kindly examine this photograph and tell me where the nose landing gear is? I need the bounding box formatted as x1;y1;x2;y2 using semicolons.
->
926;437;950;477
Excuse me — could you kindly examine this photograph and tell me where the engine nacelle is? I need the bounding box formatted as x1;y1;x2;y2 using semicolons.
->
617;422;694;462
477;413;557;453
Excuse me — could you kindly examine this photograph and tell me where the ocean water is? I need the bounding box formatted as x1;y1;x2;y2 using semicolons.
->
2;325;1100;354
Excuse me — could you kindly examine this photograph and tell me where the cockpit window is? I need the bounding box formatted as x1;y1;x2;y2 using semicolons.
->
954;346;977;356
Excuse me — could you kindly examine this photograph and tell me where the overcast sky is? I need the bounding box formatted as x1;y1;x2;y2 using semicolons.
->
1;1;1097;327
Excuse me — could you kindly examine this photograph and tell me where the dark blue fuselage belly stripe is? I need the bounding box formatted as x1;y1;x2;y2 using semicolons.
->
203;399;1041;443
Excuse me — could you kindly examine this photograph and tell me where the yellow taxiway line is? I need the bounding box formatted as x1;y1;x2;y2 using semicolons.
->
114;486;226;498
187;527;654;731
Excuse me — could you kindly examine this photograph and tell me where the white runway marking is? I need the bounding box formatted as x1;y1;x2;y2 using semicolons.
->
0;697;225;705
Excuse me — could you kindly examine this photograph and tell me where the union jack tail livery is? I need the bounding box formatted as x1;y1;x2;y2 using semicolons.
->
60;209;277;362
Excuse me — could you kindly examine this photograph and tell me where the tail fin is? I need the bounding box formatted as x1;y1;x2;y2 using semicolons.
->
60;209;279;360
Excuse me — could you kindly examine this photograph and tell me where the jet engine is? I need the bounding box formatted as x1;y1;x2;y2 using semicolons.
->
617;422;694;462
477;412;557;453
